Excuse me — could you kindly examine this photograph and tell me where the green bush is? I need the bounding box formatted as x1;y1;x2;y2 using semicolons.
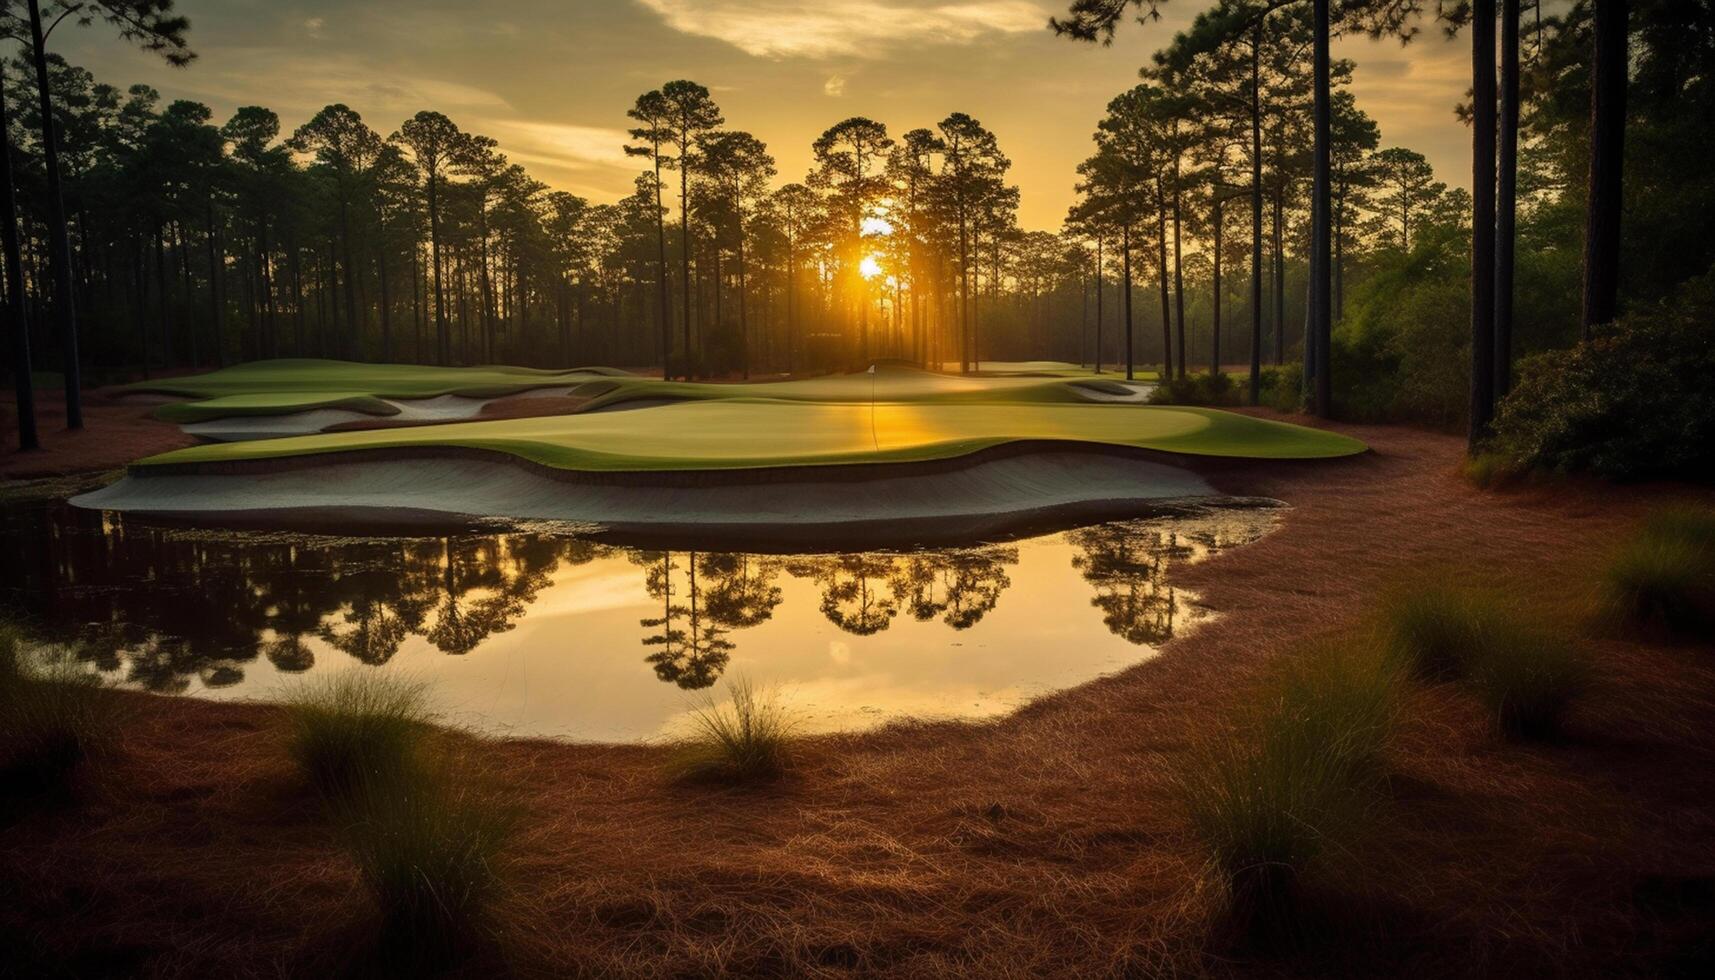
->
0;628;119;791
285;672;432;800
1179;639;1399;927
1490;270;1715;479
1148;370;1240;407
1601;506;1715;636
670;678;796;783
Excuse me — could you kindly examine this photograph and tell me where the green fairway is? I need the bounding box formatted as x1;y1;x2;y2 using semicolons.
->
136;397;1366;472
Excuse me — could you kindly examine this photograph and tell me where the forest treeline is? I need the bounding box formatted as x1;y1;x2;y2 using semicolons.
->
3;0;1712;473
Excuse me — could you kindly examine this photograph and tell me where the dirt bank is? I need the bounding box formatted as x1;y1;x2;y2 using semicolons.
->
5;418;1715;976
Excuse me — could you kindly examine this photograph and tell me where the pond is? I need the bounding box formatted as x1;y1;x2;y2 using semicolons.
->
1;491;1278;741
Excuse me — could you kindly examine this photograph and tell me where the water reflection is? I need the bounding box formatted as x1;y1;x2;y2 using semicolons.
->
1;496;1276;737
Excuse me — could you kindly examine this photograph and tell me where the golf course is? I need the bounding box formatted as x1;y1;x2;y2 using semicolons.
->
76;359;1364;536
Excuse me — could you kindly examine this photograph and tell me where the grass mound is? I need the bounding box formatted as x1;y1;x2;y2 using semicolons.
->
285;672;432;800
671;678;797;783
0;627;120;793
1601;506;1715;638
1178;639;1399;934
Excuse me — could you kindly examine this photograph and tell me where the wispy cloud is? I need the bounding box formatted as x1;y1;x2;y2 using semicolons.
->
483;120;635;171
635;0;1048;58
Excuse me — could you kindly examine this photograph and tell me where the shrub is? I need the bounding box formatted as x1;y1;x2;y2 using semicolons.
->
1179;639;1399;929
1148;370;1239;407
670;678;796;783
285;672;432;800
1600;506;1715;636
1489;270;1715;479
333;763;515;957
1466;626;1589;739
0;628;119;791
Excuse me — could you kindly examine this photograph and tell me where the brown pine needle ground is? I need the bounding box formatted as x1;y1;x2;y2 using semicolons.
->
4;417;1714;976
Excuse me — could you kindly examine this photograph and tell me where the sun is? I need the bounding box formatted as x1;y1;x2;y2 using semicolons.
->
859;254;883;280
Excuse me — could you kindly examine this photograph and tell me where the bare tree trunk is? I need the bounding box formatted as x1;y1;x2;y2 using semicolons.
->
1311;0;1333;417
26;0;81;427
0;76;38;449
1122;223;1135;381
1470;0;1499;446
1248;23;1264;406
1496;0;1520;399
1581;0;1627;335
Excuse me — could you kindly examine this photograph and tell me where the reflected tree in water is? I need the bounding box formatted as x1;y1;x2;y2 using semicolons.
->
634;550;734;689
1070;523;1180;646
888;546;1019;629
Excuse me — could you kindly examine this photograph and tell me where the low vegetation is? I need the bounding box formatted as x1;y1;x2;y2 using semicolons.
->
331;762;516;957
1600;506;1715;638
1178;638;1399;933
285;671;513;957
1381;581;1587;738
0;627;120;792
1490;271;1715;480
670;678;797;783
284;672;433;800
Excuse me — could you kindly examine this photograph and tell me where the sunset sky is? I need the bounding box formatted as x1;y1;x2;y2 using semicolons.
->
60;0;1474;230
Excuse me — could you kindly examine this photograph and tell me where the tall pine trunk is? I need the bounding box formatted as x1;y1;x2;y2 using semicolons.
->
1;75;37;450
1581;0;1627;335
1496;0;1520;399
27;0;81;427
1470;0;1499;446
1310;0;1333;417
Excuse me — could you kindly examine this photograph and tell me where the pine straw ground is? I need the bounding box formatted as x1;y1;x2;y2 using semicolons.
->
5;417;1715;977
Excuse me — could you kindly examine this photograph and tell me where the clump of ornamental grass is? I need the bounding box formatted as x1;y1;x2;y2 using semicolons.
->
0;627;121;793
331;761;517;959
1178;638;1400;938
1379;582;1509;680
670;678;797;784
1464;622;1590;739
1600;506;1715;638
1381;580;1589;738
284;672;432;801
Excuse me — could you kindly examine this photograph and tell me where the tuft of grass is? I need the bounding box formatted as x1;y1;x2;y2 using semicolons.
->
1380;583;1507;680
671;678;797;783
1178;639;1399;932
331;763;516;958
1381;580;1589;738
1462;451;1522;488
0;628;120;792
284;672;432;800
1600;506;1715;638
1466;624;1589;739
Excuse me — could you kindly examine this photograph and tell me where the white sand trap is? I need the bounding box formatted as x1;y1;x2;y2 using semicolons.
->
73;452;1226;541
181;392;572;442
1071;380;1158;403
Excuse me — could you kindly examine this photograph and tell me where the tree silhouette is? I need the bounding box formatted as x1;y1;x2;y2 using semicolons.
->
658;80;722;379
4;0;191;428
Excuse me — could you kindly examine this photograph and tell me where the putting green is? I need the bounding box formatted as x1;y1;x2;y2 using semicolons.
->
136;398;1366;472
127;359;629;422
130;358;1164;422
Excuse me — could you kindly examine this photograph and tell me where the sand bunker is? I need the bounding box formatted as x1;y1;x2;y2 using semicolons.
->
73;450;1237;544
1070;379;1157;402
182;391;575;442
